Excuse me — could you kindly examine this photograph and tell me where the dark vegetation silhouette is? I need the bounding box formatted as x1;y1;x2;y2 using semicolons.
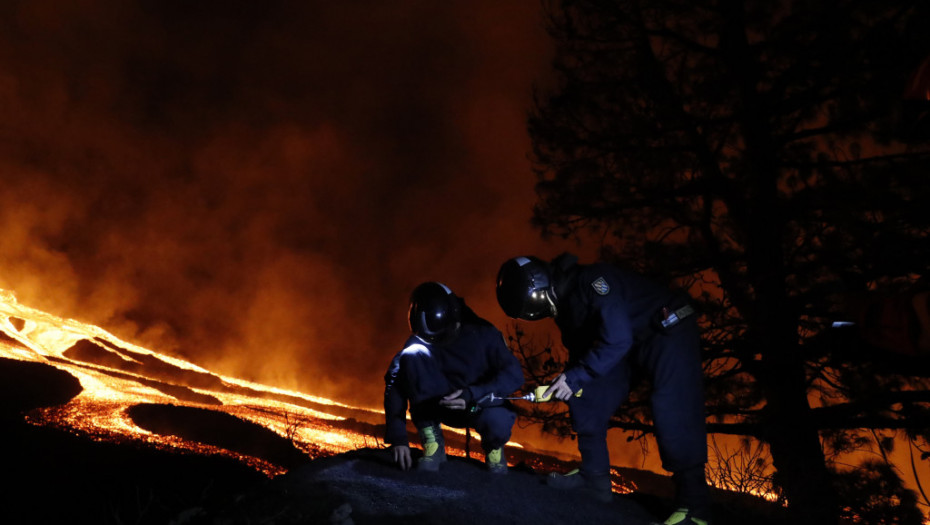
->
521;1;930;524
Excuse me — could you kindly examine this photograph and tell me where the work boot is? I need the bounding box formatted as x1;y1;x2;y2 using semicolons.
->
485;447;507;474
660;508;710;525
546;468;611;502
416;424;447;471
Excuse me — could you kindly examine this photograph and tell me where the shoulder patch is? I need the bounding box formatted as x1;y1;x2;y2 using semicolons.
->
591;277;610;295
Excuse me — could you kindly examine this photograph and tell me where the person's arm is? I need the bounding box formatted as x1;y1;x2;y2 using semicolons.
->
383;353;410;448
562;294;633;392
463;332;525;404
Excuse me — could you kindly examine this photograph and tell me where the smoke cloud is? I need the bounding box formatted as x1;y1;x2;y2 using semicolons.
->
0;0;592;405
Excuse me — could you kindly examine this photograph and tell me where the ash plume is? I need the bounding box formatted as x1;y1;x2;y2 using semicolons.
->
0;1;565;404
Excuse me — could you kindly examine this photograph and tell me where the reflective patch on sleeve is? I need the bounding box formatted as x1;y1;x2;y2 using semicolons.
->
591;277;610;295
401;342;431;357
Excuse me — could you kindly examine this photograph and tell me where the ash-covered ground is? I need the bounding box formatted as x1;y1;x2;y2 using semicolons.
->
213;448;662;525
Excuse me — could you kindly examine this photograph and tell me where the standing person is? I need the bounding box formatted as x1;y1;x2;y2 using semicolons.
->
384;281;524;474
496;253;711;525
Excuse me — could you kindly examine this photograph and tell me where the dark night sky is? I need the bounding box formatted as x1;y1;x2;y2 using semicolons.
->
0;1;594;404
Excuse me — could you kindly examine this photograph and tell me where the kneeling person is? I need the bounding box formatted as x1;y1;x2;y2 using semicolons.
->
384;282;523;473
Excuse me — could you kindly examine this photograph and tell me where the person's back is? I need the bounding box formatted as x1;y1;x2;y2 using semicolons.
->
434;305;522;399
555;261;679;355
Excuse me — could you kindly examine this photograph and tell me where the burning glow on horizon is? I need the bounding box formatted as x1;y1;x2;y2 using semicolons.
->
0;288;383;476
0;287;816;512
0;288;526;478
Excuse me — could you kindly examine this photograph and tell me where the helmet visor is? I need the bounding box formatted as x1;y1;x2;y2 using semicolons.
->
408;282;462;343
496;257;553;320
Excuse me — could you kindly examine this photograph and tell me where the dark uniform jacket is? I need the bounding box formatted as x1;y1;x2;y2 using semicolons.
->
383;308;523;447
554;259;684;392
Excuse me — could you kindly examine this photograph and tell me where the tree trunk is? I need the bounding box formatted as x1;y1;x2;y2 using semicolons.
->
720;0;841;520
745;156;840;524
758;334;838;525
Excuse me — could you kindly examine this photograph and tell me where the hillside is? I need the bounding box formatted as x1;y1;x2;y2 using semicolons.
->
0;357;779;525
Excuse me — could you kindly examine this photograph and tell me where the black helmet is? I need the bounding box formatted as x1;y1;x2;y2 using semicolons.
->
408;282;462;344
496;256;556;320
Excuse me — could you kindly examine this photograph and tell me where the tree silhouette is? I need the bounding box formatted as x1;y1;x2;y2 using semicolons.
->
526;1;930;523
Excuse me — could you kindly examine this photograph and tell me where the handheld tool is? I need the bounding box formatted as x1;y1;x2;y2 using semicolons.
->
480;385;583;405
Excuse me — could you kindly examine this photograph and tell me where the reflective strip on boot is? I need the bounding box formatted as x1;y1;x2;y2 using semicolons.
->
420;425;439;448
664;508;709;525
419;425;445;456
486;447;507;473
417;425;447;471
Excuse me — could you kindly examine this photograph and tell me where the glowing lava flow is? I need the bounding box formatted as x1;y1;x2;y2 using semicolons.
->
0;289;383;476
0;288;792;509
